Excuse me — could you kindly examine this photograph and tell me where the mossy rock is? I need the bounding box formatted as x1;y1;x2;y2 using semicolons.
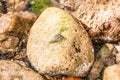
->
27;7;94;77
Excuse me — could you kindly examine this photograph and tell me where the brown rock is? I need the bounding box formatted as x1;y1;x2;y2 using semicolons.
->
60;0;83;11
72;0;120;42
0;11;37;50
0;11;37;58
0;11;37;35
7;0;29;12
0;60;45;80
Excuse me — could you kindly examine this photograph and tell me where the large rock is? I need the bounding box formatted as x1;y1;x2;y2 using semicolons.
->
0;60;45;80
27;7;94;77
72;0;120;42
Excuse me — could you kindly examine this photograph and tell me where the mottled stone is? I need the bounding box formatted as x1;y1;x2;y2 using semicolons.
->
27;7;94;77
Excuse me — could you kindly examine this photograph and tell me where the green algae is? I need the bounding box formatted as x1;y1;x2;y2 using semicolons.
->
30;0;52;14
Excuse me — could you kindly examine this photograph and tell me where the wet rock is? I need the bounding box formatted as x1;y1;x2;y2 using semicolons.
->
27;7;94;77
0;60;45;80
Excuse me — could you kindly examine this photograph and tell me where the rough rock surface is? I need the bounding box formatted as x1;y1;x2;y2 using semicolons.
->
0;60;45;80
72;0;120;42
27;7;94;77
0;11;37;51
60;0;82;11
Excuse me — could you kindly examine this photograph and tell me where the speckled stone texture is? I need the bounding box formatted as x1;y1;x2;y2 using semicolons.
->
27;7;94;77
